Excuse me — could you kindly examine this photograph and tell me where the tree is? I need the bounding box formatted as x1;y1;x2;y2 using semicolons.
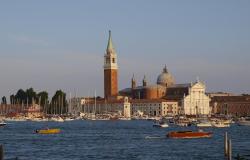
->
15;89;27;105
1;96;7;104
10;94;15;105
26;88;37;105
49;90;67;114
37;91;49;106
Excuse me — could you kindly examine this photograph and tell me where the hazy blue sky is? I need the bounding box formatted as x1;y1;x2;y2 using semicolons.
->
0;0;250;100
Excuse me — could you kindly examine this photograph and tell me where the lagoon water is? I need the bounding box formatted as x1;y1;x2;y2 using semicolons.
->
0;120;250;160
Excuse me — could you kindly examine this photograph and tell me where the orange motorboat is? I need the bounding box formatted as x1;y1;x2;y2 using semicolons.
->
167;130;212;139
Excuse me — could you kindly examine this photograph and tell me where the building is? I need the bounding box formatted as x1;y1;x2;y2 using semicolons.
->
208;92;235;98
79;31;211;117
130;99;178;116
81;97;178;117
165;80;211;115
120;65;175;99
210;95;250;117
104;30;118;99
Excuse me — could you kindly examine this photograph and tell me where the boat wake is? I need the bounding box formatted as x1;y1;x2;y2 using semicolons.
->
145;135;165;139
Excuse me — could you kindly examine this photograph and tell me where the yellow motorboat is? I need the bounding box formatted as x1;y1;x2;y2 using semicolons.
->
35;128;61;134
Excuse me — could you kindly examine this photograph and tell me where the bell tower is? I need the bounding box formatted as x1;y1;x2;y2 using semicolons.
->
104;30;118;99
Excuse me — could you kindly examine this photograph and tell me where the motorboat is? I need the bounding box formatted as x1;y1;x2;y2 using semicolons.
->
35;128;61;134
153;121;169;128
167;130;212;139
50;116;64;122
119;117;131;120
238;117;250;126
0;121;7;126
196;120;212;127
64;117;75;121
212;121;230;128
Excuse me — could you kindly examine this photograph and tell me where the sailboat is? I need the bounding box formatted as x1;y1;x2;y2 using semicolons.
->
88;90;97;120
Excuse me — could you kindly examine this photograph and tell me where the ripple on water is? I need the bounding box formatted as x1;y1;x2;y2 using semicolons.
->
0;121;249;160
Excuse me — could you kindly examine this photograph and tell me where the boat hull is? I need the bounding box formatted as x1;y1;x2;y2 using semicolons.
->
36;129;61;134
153;124;168;128
238;121;250;126
167;131;212;139
0;122;6;126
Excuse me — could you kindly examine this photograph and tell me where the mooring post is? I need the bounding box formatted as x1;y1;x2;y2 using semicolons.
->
228;139;232;160
224;132;228;157
0;145;3;160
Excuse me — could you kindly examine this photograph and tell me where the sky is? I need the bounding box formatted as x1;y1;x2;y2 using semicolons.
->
0;0;250;100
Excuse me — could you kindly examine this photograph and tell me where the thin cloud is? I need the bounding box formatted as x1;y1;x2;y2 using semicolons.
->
7;33;49;46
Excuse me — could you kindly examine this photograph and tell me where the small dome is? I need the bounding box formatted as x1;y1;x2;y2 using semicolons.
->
157;66;175;87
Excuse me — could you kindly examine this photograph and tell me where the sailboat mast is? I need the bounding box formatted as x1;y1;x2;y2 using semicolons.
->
94;90;96;114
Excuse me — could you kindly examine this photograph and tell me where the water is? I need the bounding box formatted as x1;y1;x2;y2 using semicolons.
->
0;120;250;160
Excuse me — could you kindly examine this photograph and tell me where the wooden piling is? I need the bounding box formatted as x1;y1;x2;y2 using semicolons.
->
0;145;3;160
224;132;228;157
228;139;232;160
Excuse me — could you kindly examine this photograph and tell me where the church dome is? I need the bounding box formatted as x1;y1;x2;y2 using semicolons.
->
157;66;175;87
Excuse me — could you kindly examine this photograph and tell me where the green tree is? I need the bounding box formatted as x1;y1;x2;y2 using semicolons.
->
49;90;67;114
1;96;7;104
15;89;27;105
10;94;15;105
26;88;37;105
37;91;49;106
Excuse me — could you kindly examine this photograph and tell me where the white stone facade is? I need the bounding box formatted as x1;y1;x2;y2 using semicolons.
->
182;81;210;115
131;100;178;116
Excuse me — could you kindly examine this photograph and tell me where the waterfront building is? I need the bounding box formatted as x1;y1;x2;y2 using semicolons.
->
166;80;211;115
207;92;235;98
81;97;178;117
130;99;178;116
210;95;250;117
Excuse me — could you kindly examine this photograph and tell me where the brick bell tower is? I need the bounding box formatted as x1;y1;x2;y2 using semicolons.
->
104;30;118;99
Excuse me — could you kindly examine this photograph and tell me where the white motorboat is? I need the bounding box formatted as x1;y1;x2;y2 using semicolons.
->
119;117;131;120
153;121;169;128
196;120;212;127
238;117;250;126
64;117;75;121
0;121;7;126
212;121;230;128
50;116;64;122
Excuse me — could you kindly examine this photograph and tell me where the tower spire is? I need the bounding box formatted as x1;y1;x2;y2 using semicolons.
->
143;75;147;87
131;74;136;89
163;65;168;73
107;30;115;54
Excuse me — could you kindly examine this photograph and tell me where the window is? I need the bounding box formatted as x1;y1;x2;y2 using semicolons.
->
106;57;110;64
112;58;115;63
